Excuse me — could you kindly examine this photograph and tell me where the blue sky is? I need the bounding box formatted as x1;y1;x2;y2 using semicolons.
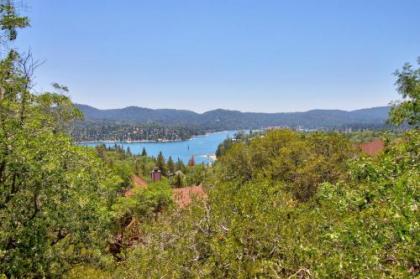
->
14;0;420;113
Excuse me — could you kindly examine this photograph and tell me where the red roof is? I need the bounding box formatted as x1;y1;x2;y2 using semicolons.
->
124;177;207;208
359;139;384;156
133;175;148;188
173;185;207;208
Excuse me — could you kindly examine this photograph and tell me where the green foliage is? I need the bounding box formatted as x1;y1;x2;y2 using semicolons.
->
0;0;29;42
64;265;111;279
72;120;204;142
215;137;234;158
156;151;167;175
172;171;185;188
113;130;419;278
2;2;418;277
0;80;118;277
389;58;420;127
185;164;208;186
95;144;134;189
167;156;175;175
2;146;116;276
113;202;207;278
0;4;118;276
218;129;355;201
175;158;186;173
345;129;386;143
112;181;173;223
94;144;157;188
305;131;419;277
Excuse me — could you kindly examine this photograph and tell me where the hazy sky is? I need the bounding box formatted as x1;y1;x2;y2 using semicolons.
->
14;0;420;113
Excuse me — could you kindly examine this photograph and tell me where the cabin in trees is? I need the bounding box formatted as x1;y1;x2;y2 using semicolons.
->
151;168;162;182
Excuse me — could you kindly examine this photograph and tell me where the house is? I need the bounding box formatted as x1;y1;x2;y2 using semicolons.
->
172;185;207;208
151;168;162;182
125;172;207;208
359;139;385;156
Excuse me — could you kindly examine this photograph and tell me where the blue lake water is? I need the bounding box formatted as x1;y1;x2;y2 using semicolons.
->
81;131;237;164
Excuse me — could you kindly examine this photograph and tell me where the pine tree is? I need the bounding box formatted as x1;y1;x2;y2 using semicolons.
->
141;161;147;177
156;151;166;175
174;172;184;188
141;147;147;156
176;158;186;173
188;155;195;167
134;159;140;176
167;156;175;175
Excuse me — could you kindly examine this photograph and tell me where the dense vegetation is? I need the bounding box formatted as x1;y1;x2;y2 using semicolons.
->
110;130;418;278
0;4;119;277
93;143;208;189
0;2;418;278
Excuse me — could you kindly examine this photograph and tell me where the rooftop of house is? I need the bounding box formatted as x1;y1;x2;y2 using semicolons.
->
359;139;385;156
124;175;207;208
172;185;207;208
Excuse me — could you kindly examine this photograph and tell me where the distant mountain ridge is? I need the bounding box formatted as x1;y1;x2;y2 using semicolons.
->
76;104;390;130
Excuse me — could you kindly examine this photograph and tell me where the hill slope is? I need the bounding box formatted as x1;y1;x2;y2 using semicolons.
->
76;104;390;130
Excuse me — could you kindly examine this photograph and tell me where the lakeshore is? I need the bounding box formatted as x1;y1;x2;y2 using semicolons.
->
80;130;237;164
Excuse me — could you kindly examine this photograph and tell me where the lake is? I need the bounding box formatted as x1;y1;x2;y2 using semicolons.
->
81;130;238;164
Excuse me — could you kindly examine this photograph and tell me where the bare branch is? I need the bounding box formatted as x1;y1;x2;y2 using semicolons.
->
17;50;44;89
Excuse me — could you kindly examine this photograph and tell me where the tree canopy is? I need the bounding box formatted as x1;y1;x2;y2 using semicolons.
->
389;58;419;127
0;2;118;277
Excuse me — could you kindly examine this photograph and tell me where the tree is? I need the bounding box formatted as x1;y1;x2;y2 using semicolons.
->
215;137;234;158
185;164;207;186
156;151;166;175
0;87;117;277
167;156;175;175
173;171;184;188
141;147;147;156
217;129;354;201
188;155;195;167
389;58;419;127
0;0;29;45
0;2;117;277
114;131;419;278
175;158;186;173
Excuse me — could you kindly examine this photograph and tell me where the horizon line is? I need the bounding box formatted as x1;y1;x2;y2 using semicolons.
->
75;103;391;115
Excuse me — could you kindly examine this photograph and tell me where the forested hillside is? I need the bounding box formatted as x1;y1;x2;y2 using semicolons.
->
0;2;418;278
77;104;390;130
73;104;391;141
72;121;205;142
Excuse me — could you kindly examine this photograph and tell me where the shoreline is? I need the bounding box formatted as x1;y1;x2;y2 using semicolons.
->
77;130;238;145
78;138;188;144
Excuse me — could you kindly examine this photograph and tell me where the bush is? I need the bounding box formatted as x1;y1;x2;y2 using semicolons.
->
113;130;419;278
